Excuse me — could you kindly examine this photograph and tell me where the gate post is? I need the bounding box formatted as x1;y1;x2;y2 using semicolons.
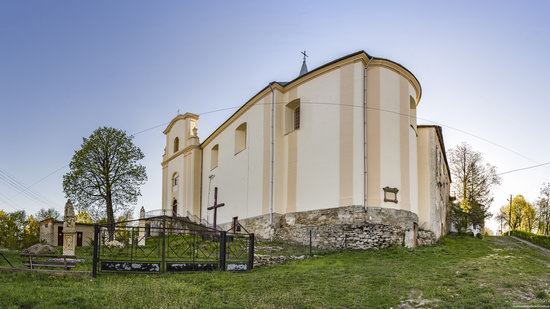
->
219;231;227;271
248;233;255;270
161;217;166;273
92;224;99;278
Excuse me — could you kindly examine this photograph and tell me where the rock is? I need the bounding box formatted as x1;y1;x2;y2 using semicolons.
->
21;243;57;255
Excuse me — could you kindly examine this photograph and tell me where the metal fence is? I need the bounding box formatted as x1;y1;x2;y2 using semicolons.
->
91;216;254;277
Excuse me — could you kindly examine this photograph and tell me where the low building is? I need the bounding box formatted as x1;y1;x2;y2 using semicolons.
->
39;218;94;247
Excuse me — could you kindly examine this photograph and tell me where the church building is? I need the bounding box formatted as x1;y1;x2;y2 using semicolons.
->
160;50;451;247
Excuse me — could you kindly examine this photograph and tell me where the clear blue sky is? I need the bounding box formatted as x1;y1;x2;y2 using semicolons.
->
1;0;549;232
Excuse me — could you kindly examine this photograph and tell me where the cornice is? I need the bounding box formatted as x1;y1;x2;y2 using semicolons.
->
161;144;201;166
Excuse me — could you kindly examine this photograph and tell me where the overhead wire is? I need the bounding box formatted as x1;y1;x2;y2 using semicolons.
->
1;99;547;211
0;169;57;207
497;162;550;176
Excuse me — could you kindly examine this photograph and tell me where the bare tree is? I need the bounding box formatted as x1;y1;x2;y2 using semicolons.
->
449;143;501;228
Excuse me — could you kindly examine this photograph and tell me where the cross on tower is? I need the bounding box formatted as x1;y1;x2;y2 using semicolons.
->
301;50;308;62
207;187;225;231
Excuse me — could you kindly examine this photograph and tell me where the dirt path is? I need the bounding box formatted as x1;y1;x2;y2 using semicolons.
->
509;236;550;257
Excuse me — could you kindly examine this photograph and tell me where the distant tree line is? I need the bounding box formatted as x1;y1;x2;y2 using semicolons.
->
0;207;96;250
496;182;550;235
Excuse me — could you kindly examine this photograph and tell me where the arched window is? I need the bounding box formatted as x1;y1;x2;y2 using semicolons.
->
172;199;178;217
173;137;180;153
235;123;247;154
211;144;219;170
172;173;179;187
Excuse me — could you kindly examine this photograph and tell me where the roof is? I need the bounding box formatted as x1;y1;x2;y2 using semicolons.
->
200;50;422;147
163;112;199;134
299;60;308;76
39;217;95;226
418;125;452;182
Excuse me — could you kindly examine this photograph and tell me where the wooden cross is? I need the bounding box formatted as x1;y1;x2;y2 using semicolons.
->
207;187;225;231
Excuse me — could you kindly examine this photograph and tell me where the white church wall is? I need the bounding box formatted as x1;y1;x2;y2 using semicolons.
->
292;67;341;213
417;126;450;239
352;62;365;208
200;94;269;225
408;84;419;215
417;128;432;231
378;68;402;210
366;66;419;214
192;52;425;230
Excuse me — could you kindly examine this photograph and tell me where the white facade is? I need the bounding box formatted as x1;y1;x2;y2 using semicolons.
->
417;126;452;238
160;50;450;237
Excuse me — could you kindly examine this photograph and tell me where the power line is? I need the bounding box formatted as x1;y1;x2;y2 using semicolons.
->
0;191;21;212
0;168;57;207
2;99;546;211
6;165;68;202
203;100;541;165
497;162;550;176
130;122;170;137
1;121;176;209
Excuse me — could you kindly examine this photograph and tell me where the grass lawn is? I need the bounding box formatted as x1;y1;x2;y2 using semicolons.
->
1;236;549;308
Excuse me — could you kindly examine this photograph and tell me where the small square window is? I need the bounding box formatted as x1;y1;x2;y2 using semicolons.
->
383;187;399;203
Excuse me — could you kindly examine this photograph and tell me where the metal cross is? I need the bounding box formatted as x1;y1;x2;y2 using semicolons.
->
207;187;225;231
301;50;308;62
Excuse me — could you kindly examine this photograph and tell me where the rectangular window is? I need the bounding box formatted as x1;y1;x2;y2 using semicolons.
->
211;144;219;169
285;99;300;133
235;123;247;154
294;106;300;130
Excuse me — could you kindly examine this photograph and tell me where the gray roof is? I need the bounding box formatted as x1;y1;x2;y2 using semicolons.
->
299;60;308;76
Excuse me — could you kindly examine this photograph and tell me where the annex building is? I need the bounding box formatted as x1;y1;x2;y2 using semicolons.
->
160;50;451;248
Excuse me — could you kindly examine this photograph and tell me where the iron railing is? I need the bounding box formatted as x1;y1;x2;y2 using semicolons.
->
91;215;253;277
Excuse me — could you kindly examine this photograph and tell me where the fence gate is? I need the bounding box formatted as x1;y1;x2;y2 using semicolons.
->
91;216;254;277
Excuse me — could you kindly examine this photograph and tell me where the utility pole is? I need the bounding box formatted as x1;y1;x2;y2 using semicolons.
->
508;194;512;235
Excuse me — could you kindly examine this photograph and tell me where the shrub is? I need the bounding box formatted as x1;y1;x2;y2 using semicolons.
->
509;230;550;250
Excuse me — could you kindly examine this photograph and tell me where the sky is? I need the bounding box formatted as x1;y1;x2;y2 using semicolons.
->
1;0;549;233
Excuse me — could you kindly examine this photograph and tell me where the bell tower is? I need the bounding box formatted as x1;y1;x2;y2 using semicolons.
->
161;113;202;219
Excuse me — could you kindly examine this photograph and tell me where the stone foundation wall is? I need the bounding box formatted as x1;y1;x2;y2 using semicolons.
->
228;206;425;249
275;223;404;249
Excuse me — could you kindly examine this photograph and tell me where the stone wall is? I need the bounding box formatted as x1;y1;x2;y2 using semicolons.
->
416;229;437;246
275;223;404;249
230;206;424;249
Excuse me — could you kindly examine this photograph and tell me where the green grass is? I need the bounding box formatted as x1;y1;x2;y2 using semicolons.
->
1;236;549;308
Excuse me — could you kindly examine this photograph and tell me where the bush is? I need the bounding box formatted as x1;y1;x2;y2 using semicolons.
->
510;230;550;249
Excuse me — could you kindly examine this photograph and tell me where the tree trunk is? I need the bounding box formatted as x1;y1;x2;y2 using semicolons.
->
106;193;115;241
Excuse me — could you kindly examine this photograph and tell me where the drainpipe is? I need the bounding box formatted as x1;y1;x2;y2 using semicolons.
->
363;57;373;212
268;83;275;228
